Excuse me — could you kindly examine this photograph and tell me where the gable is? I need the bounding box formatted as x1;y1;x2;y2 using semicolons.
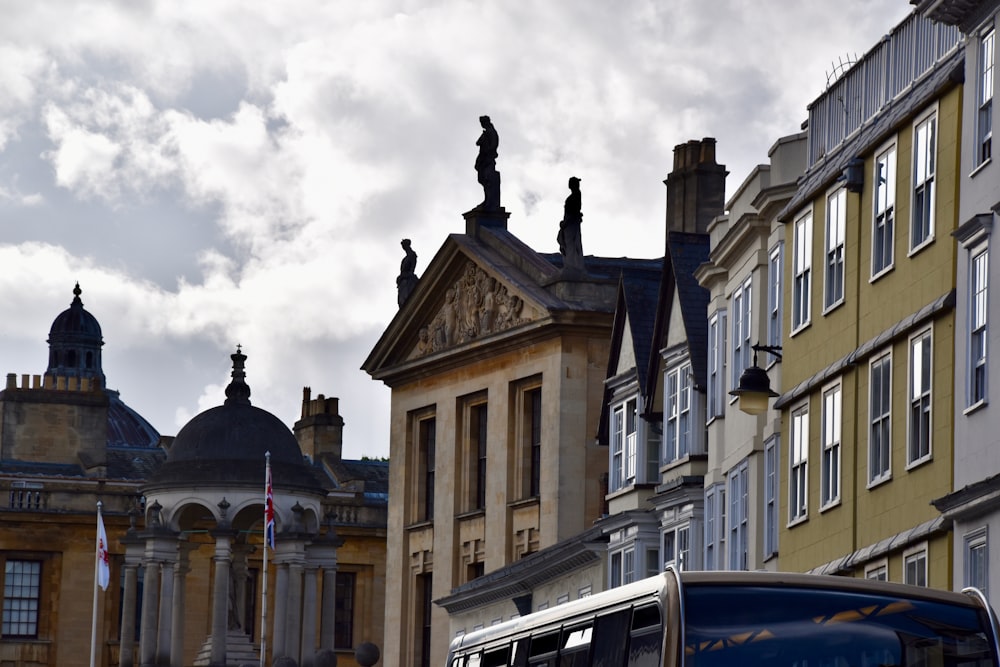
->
613;312;637;375
407;259;539;360
665;289;687;349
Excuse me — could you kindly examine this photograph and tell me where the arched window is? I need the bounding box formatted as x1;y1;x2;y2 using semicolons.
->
86;352;93;369
67;350;77;368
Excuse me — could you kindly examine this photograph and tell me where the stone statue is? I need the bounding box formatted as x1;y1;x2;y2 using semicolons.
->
475;115;501;210
557;177;585;273
396;238;419;307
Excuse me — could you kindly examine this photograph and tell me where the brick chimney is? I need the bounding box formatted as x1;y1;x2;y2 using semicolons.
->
293;387;344;461
664;137;728;236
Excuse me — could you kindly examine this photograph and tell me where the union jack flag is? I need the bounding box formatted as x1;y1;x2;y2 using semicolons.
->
264;454;275;550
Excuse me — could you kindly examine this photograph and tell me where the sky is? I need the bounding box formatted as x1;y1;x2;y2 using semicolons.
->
0;1;913;460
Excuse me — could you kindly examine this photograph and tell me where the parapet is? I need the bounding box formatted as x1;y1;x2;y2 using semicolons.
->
5;373;103;392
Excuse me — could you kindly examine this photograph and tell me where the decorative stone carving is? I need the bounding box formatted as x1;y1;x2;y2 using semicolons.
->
412;262;530;358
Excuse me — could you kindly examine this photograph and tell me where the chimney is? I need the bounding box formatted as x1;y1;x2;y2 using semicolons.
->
293;387;345;461
664;137;728;236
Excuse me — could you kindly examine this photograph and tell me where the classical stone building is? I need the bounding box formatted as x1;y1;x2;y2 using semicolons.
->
0;286;387;667
0;285;162;667
364;204;660;667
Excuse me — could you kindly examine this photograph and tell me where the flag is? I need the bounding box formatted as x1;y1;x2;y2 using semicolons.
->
96;509;110;591
264;455;275;550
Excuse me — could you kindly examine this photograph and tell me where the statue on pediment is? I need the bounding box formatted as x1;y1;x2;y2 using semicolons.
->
396;239;419;307
475;116;501;210
557;176;585;273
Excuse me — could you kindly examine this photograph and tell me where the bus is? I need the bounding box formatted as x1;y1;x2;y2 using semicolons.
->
446;569;1000;667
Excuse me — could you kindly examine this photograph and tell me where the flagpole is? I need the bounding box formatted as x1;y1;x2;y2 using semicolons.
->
261;451;271;667
90;501;103;667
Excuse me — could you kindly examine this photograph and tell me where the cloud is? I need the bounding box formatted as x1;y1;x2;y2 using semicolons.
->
0;1;915;459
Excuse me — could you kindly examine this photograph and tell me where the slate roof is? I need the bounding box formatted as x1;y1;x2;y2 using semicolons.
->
779;46;964;222
319;456;390;497
666;232;711;389
619;262;664;391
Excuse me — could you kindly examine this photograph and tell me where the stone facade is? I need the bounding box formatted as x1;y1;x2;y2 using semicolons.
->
364;208;659;667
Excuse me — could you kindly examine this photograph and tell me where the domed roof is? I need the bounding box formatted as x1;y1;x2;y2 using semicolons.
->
147;348;325;492
48;283;103;343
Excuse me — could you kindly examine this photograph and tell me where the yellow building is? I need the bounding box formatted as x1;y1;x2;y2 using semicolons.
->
364;205;660;667
774;12;962;586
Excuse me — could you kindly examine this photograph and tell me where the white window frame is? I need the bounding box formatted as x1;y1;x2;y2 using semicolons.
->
731;276;753;393
825;187;846;311
910;109;937;252
663;524;690;572
904;543;928;587
610;397;638;491
865;558;889;581
969;244;989;409
868;352;893;487
976;28;994;169
964;527;988;596
792;210;813;333
789;404;809;525
767;243;783;359
665;365;692;463
907;328;933;468
821;381;842;510
707;310;728;420
704;484;724;570
764;435;779;559
727;459;749;570
872;141;897;279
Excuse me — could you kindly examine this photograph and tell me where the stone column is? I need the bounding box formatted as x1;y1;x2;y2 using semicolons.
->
301;565;318;665
320;566;337;650
117;539;143;667
170;543;196;667
232;545;254;634
138;563;161;667
272;563;289;661
308;530;342;652
210;532;234;666
156;558;176;665
285;561;304;664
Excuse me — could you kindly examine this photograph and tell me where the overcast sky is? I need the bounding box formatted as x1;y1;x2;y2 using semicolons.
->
0;1;912;460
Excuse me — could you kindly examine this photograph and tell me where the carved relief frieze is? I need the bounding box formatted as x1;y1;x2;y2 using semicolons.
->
411;261;532;358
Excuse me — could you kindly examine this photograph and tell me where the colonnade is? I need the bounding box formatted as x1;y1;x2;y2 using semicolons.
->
117;528;340;667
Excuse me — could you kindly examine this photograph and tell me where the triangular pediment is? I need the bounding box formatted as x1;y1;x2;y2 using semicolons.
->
364;236;559;378
404;257;541;361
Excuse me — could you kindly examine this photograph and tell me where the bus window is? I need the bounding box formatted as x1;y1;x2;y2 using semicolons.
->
529;630;561;667
560;623;593;667
628;604;663;667
466;652;482;667
591;608;632;667
511;637;528;667
483;645;510;667
684;585;998;667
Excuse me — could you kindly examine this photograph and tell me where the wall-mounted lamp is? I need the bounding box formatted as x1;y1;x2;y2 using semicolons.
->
729;343;782;415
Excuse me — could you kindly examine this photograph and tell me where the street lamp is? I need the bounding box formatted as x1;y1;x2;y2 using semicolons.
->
729;343;782;415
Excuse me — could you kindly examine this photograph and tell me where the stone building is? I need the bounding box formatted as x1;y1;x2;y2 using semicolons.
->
364;203;660;667
0;285;162;667
0;286;388;667
695;132;805;572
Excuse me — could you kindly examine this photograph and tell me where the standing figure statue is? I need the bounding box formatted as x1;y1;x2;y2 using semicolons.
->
557;176;585;273
396;238;419;307
475;115;501;210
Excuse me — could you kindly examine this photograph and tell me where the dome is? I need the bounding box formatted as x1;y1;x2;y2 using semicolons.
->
46;283;105;384
147;347;324;491
48;283;103;342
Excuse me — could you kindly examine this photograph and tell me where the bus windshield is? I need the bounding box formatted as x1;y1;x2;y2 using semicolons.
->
684;585;998;667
